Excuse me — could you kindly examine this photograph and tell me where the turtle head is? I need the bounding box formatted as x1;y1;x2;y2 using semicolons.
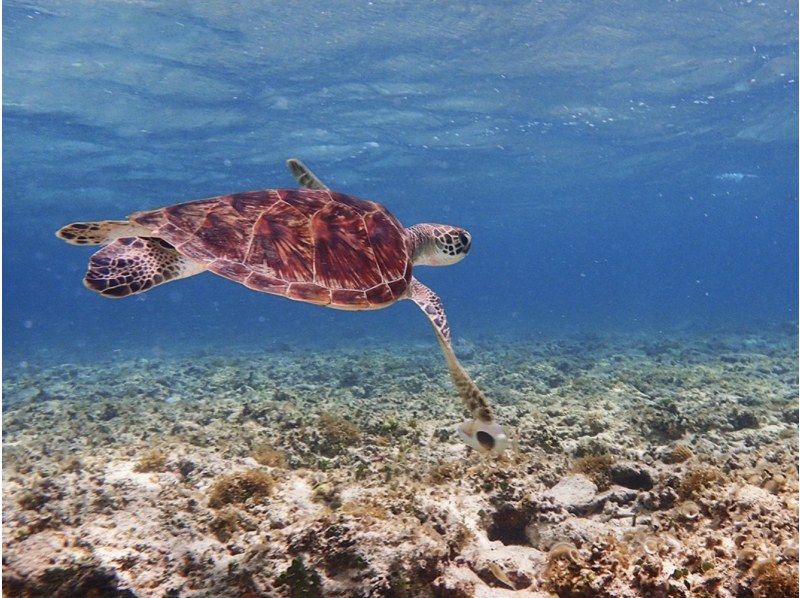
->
408;224;472;266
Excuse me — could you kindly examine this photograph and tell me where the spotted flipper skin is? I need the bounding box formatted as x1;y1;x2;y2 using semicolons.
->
410;277;451;344
409;277;493;422
84;237;205;298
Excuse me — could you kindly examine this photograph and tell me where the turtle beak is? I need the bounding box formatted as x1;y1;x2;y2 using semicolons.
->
457;420;509;456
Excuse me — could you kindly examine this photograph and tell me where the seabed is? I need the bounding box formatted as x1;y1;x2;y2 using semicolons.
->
2;329;798;597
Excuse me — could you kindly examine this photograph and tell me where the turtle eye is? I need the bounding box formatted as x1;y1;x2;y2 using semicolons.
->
458;232;471;250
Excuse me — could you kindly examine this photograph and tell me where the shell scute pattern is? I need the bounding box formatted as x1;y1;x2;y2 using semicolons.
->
193;208;250;263
244;273;289;295
163;199;216;232
312;202;383;290
131;189;411;309
230;191;275;219
131;189;411;308
388;278;408;298
287;282;331;304
156;221;193;246
331;289;370;309
250;200;315;282
366;283;394;305
211;260;251;282
326;190;378;213
366;210;409;282
278;188;331;216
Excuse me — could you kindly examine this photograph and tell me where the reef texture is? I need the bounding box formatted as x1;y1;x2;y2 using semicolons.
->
2;329;798;597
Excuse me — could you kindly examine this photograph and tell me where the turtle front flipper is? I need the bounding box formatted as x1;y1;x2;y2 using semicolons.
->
286;158;329;190
409;278;509;455
84;237;205;298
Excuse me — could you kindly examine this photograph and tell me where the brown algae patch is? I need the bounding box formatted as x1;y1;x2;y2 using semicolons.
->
751;559;800;598
133;448;168;473
313;412;361;457
208;469;274;508
662;443;694;464
571;453;616;490
250;443;288;468
677;465;725;500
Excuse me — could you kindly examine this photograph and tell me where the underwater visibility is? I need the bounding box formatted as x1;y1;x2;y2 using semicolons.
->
3;1;798;596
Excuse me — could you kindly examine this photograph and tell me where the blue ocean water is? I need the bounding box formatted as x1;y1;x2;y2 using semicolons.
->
3;0;798;366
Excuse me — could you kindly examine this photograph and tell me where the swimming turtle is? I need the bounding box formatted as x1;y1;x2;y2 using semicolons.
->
57;160;508;454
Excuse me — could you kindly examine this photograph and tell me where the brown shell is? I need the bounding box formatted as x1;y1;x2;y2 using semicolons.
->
130;189;412;308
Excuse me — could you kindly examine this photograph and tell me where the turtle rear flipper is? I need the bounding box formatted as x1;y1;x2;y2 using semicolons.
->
84;237;205;298
57;220;152;245
286;158;329;190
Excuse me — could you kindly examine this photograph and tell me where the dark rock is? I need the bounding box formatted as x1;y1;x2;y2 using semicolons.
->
98;403;119;421
276;557;323;597
546;374;565;388
178;459;196;480
487;503;531;546
609;462;655;490
781;405;798;424
5;564;136;598
274;389;293;402
730;409;759;430
434;428;453;442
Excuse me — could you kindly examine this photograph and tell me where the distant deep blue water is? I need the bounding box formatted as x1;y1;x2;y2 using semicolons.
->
3;1;798;366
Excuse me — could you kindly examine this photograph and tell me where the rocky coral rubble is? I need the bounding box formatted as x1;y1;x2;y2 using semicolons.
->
2;330;797;596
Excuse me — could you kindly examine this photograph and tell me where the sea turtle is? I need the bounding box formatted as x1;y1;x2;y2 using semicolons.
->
57;160;508;454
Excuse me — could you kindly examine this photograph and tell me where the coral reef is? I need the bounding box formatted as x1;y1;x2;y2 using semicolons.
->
2;329;797;596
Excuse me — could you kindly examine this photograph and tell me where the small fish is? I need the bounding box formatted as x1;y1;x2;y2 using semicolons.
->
487;562;517;590
715;172;758;182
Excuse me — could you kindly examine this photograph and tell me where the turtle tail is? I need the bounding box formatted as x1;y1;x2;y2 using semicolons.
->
56;220;151;246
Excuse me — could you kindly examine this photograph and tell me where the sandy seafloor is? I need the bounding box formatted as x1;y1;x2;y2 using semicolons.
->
2;328;798;597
